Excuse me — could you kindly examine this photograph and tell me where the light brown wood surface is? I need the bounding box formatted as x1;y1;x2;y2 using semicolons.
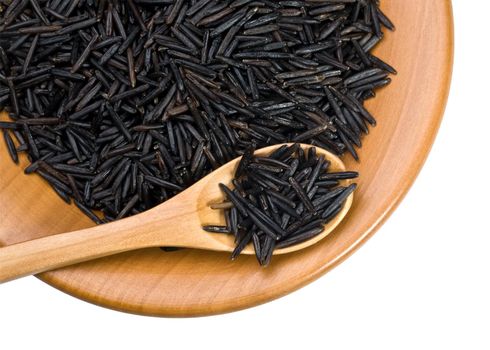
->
0;144;353;283
0;0;454;316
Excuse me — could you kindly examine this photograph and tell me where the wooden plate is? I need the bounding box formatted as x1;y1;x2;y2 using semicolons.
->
0;0;453;316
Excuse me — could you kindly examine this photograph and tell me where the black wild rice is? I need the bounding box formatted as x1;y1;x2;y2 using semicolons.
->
203;143;357;266
0;0;393;225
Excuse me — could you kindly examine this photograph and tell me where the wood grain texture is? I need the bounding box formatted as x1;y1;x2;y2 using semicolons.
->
0;144;352;283
0;0;454;316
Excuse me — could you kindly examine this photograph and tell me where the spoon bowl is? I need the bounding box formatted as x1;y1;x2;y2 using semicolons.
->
198;144;353;255
0;143;353;283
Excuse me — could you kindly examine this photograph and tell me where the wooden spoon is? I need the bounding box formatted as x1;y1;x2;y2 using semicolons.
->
0;143;353;283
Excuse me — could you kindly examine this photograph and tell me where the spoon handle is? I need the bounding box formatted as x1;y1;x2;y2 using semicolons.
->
0;214;161;283
0;190;208;283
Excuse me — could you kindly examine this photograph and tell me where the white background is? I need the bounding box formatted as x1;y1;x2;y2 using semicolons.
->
1;2;489;349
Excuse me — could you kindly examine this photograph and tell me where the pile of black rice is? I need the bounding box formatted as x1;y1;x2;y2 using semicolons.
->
0;0;394;226
203;143;357;265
